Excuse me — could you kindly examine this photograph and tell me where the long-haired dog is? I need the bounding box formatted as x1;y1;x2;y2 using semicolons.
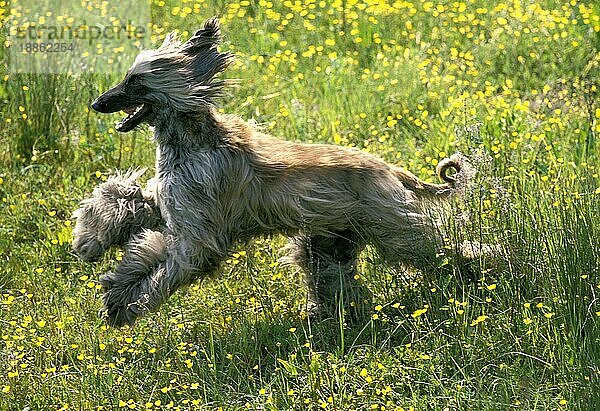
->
77;18;469;327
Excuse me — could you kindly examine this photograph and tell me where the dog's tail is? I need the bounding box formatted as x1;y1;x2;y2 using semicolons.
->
436;153;463;185
395;153;465;199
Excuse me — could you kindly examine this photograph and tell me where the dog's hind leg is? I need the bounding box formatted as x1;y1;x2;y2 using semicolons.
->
366;209;445;274
289;231;369;320
100;230;224;327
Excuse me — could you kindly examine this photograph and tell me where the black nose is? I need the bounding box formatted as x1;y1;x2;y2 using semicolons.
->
91;99;102;112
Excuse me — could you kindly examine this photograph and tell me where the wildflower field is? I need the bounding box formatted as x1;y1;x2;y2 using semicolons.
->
1;0;599;409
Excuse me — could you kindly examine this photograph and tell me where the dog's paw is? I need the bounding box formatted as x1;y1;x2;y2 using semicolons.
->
100;272;147;327
72;234;106;262
99;300;140;328
459;240;501;260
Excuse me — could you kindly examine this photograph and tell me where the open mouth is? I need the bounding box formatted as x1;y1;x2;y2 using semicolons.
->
115;104;152;132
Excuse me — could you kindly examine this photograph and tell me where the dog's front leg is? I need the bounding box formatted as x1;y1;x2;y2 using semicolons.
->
72;176;161;261
100;231;223;327
99;229;166;327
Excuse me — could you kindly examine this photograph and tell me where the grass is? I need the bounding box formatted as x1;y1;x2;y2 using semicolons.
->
1;0;600;409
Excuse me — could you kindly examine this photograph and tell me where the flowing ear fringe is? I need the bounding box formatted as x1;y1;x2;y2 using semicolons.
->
182;17;223;54
185;47;235;84
158;17;222;53
137;17;234;110
181;18;235;102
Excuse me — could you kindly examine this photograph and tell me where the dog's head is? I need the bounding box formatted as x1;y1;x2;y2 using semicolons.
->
91;17;234;132
72;170;156;261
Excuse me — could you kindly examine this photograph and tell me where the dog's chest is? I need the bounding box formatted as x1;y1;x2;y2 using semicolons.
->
155;147;220;230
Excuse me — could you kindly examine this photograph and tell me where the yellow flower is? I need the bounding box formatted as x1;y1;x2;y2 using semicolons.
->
470;315;489;326
412;305;428;318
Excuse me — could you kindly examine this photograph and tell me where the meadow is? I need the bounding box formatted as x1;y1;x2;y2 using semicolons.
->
1;0;599;409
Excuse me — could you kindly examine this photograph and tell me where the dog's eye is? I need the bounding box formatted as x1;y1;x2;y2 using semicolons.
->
126;75;147;93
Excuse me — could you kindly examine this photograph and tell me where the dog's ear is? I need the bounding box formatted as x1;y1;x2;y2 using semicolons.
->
181;17;233;86
182;17;222;54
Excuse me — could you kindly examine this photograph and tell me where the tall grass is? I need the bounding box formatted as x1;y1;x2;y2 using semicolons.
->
1;0;599;409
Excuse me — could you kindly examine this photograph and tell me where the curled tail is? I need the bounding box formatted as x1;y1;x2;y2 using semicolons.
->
394;153;466;199
436;154;463;185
